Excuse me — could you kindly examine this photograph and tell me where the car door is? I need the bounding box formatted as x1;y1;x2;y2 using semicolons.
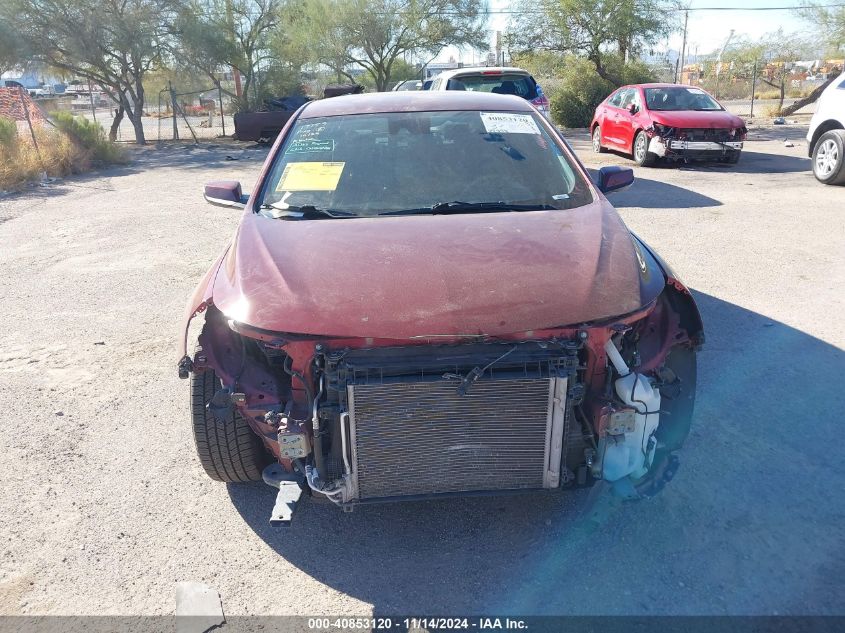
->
616;88;645;151
598;89;623;146
603;88;631;148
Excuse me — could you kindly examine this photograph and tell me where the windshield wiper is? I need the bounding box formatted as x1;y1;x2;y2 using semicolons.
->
260;204;356;219
379;201;556;216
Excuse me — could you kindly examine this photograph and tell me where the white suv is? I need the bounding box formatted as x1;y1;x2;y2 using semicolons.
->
428;67;550;118
807;72;845;185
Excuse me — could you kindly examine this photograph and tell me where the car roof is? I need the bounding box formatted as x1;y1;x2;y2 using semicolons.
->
625;83;709;90
300;91;534;118
433;67;532;80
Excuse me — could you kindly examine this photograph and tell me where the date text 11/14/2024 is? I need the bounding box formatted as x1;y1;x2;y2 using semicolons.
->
307;617;528;630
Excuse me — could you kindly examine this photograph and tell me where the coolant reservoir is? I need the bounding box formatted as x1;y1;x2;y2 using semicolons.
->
599;343;662;482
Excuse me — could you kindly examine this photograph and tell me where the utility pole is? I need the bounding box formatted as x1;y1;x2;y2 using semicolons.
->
225;0;243;102
169;80;179;141
714;29;735;99
218;84;226;136
749;59;758;120
87;77;97;122
496;31;502;66
678;10;689;84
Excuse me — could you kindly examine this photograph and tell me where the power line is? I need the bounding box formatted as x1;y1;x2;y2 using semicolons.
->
190;3;845;18
665;2;843;10
464;3;842;13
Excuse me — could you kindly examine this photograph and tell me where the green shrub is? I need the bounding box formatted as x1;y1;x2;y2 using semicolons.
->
0;116;17;148
2;113;122;191
0;128;90;191
551;75;614;129
549;56;655;129
50;111;128;164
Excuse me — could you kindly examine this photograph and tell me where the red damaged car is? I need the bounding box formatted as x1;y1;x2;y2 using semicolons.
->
179;91;703;525
591;83;747;166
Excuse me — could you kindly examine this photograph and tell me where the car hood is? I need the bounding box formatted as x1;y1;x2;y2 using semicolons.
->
649;109;745;129
212;199;659;338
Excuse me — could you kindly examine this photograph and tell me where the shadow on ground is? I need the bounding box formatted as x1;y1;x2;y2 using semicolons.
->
129;142;271;170
591;149;809;176
674;151;810;175
586;168;721;208
228;291;845;616
746;126;811;143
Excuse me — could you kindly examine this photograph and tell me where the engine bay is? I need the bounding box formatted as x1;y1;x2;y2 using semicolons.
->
186;280;700;521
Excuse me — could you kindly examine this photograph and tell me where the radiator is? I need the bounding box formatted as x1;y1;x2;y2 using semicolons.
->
346;375;569;500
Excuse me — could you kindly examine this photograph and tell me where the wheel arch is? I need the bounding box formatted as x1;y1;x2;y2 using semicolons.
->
810;119;844;155
631;233;704;347
178;249;228;365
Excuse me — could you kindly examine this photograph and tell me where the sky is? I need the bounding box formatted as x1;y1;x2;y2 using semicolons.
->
437;0;817;64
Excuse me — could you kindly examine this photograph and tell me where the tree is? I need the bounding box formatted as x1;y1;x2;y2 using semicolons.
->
717;31;815;112
799;3;845;53
532;54;653;127
0;22;26;77
286;0;488;91
781;74;839;116
175;0;285;111
507;0;680;85
356;58;419;90
283;0;355;84
1;0;177;144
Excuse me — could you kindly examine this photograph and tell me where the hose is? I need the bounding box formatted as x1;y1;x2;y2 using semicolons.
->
604;338;630;376
310;374;327;480
304;464;345;504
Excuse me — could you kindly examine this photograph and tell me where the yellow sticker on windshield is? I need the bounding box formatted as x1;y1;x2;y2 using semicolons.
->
277;161;345;191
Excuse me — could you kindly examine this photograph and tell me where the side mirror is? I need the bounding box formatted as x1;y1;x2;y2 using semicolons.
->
628;103;638;115
204;181;248;208
597;166;634;194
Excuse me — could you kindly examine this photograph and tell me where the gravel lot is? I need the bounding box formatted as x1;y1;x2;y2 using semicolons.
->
1;125;843;617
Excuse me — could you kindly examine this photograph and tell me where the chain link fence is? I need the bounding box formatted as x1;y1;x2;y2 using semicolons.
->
42;70;824;143
680;66;829;119
708;81;820;120
52;84;235;143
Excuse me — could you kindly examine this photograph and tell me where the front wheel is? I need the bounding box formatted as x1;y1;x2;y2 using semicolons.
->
191;365;271;482
592;126;606;153
633;131;657;166
812;129;845;185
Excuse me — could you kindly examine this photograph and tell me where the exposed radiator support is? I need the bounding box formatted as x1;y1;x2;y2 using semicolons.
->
320;340;581;502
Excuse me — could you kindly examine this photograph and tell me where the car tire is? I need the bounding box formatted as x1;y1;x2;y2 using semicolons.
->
592;126;606;153
633;130;657;166
812;129;845;185
720;151;741;164
191;364;270;482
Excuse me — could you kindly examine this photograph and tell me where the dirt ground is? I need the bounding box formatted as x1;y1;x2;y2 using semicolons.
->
0;125;843;616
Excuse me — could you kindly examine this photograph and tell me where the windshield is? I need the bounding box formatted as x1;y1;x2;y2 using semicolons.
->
645;87;723;111
447;73;537;99
394;80;422;91
259;110;593;218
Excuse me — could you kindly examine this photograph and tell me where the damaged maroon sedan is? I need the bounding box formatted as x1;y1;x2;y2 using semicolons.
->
179;91;703;525
591;83;747;166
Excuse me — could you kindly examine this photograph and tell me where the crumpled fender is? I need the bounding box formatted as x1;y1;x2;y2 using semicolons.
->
178;249;229;360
